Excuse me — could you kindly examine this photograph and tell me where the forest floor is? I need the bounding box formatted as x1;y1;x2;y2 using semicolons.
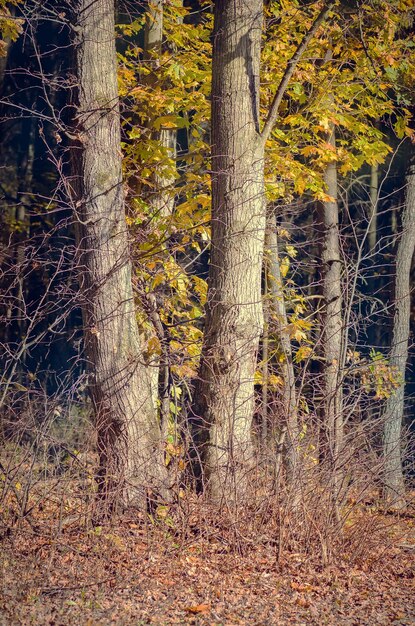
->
1;490;415;626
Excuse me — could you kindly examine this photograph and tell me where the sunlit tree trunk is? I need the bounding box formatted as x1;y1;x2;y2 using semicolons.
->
193;0;265;504
70;0;167;512
192;0;332;504
318;125;344;503
143;0;177;437
143;0;177;221
265;210;300;495
383;152;415;510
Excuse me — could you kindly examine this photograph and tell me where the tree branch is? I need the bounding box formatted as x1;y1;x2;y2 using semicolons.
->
260;1;335;145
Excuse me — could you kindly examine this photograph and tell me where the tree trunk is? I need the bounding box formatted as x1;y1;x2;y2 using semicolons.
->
142;0;179;439
261;275;269;452
70;0;167;512
15;119;35;345
191;0;331;505
192;0;265;504
368;162;379;255
383;152;415;510
265;210;300;493
0;4;14;94
143;0;177;221
318;125;344;503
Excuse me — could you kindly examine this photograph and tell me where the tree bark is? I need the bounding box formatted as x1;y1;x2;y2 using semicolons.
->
192;0;265;504
318;125;344;503
265;210;300;493
70;0;167;512
383;151;415;510
368;162;379;255
142;0;179;440
192;0;331;505
143;0;177;221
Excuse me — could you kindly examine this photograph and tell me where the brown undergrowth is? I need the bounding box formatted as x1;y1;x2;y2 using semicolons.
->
1;479;414;626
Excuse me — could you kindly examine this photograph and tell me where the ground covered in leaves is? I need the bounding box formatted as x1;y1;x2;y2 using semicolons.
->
1;499;414;626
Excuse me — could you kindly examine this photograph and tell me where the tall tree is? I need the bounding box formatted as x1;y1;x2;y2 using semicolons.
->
143;0;177;221
318;122;344;504
142;0;181;441
69;0;167;511
368;162;379;256
265;210;300;494
383;146;415;510
192;0;265;503
193;0;333;503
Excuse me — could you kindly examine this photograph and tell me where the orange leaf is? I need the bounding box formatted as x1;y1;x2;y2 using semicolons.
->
184;604;210;614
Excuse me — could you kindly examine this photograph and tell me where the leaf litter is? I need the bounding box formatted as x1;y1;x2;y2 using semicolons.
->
0;502;414;625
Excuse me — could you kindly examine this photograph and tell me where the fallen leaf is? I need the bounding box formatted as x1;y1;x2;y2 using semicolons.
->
291;581;316;593
184;603;210;614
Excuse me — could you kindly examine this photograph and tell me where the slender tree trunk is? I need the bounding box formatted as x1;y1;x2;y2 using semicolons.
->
265;210;300;493
318;125;344;503
143;1;182;440
15;119;35;342
261;276;269;452
143;0;172;434
70;0;167;512
143;0;177;221
383;152;415;510
0;47;8;94
4;118;35;355
367;118;379;257
0;5;14;94
192;0;265;504
368;163;379;255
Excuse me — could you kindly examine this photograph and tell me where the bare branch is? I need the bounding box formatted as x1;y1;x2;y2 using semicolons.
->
260;1;335;145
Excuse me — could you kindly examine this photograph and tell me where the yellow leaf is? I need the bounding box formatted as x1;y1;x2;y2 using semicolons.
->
146;336;161;356
254;370;263;385
296;177;306;195
285;244;297;259
156;505;169;519
269;374;283;388
294;346;313;362
152;274;164;288
277;227;291;240
300;145;318;157
280;257;290;278
289;326;307;342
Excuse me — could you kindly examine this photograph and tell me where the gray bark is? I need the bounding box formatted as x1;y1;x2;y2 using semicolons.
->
143;0;177;221
192;0;332;505
261;275;269;450
383;153;415;510
193;0;265;504
143;0;179;438
318;125;344;501
368;163;379;255
265;211;300;493
70;0;167;512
